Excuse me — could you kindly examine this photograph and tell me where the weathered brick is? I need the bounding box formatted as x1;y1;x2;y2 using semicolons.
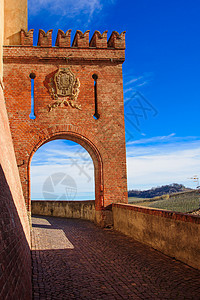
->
37;29;53;47
72;30;90;48
90;31;108;48
20;29;34;46
55;29;71;47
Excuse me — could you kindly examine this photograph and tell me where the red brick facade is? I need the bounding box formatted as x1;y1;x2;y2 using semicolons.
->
3;30;128;220
0;83;32;299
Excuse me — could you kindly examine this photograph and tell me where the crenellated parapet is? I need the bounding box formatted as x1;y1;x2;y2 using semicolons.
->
19;29;126;49
37;29;53;47
55;29;72;47
90;31;108;48
20;29;34;46
72;30;90;48
107;31;126;49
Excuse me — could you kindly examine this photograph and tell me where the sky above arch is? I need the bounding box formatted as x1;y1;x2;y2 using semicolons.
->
29;0;200;198
31;140;95;200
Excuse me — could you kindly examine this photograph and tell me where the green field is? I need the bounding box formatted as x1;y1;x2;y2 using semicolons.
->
128;192;200;213
128;197;148;203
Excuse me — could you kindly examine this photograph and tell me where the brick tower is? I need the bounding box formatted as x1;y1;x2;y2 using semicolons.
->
3;4;128;226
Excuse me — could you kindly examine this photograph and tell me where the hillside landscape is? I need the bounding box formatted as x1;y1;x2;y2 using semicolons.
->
128;184;199;213
128;183;192;198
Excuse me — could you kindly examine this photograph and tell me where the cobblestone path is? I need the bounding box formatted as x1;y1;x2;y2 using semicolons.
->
31;215;200;300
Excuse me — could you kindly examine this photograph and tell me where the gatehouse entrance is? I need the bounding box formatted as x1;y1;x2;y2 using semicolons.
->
3;29;128;225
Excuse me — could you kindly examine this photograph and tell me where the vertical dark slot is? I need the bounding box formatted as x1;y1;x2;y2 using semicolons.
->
29;73;36;120
92;74;100;120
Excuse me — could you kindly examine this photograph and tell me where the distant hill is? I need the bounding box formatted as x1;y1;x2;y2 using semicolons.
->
128;183;192;198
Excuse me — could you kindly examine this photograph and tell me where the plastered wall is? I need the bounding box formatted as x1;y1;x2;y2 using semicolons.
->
32;200;96;222
113;204;200;270
4;0;27;45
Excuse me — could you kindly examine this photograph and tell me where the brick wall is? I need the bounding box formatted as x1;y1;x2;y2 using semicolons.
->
0;85;32;299
3;30;128;225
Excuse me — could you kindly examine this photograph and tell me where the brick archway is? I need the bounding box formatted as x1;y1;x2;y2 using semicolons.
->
3;32;128;225
28;131;103;212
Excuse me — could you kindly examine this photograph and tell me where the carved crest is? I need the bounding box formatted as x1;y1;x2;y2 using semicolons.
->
48;68;81;111
55;68;75;97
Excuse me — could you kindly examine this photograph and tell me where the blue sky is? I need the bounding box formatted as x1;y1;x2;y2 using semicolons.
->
29;0;200;199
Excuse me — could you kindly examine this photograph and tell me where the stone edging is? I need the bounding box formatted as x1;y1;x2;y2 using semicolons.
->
112;203;200;224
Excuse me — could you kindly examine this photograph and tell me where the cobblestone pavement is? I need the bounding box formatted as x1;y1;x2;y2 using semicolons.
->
31;215;200;300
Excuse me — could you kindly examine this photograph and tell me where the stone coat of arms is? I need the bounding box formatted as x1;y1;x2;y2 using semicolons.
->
48;68;81;111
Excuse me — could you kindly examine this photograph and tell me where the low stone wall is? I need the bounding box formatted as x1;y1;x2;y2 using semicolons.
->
113;203;200;270
32;200;96;222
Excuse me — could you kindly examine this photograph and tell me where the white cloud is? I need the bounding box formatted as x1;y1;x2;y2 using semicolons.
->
127;133;176;146
31;136;200;198
31;163;95;199
29;0;105;18
124;87;134;94
137;81;148;87
124;76;143;86
31;140;95;200
127;136;200;190
123;72;153;95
